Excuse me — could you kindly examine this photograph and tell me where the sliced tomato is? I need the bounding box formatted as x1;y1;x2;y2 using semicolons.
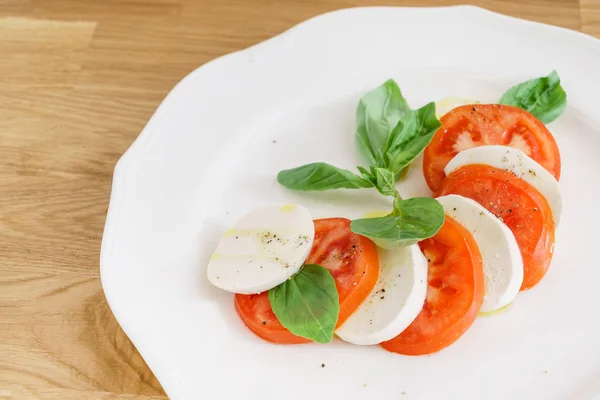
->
437;164;555;290
381;215;484;355
235;217;379;344
423;104;561;191
234;292;310;344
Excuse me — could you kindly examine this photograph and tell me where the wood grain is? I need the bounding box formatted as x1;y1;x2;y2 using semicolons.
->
0;1;598;399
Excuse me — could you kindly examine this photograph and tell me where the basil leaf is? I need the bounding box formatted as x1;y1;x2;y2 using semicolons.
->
356;79;410;166
277;163;373;191
499;71;567;124
268;264;339;343
384;102;441;174
373;167;397;197
351;197;444;248
356;165;377;186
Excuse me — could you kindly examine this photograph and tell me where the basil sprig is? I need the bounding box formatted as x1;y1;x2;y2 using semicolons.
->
268;264;339;343
277;79;444;247
499;70;566;124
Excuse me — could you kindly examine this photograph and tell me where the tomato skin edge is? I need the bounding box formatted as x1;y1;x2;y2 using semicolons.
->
435;164;556;291
380;216;485;355
234;294;311;344
337;233;379;327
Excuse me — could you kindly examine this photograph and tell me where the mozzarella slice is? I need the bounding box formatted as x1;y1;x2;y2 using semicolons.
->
335;244;427;345
445;145;563;225
207;204;314;294
437;195;523;313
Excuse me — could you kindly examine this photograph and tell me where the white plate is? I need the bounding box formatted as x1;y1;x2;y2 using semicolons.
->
101;6;600;400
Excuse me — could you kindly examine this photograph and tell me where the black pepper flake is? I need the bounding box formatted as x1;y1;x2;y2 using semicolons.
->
380;296;385;300
533;207;538;211
508;209;512;213
427;259;431;263
381;288;386;293
235;236;239;239
321;363;325;368
453;207;457;211
262;321;266;325
472;106;476;111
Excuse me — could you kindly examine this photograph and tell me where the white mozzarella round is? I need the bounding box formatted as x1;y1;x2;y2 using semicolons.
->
207;204;314;294
444;145;563;225
335;244;427;345
437;195;523;313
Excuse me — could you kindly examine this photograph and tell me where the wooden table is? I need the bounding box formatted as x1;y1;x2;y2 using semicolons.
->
0;1;598;399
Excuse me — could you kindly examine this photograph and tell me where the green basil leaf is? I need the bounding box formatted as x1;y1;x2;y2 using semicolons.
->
268;264;339;343
356;79;410;166
384;102;441;174
373;167;397;197
499;71;567;124
356;165;377;186
351;197;444;248
277;163;373;191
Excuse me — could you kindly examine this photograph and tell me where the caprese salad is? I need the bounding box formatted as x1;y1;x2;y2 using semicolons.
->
207;71;566;355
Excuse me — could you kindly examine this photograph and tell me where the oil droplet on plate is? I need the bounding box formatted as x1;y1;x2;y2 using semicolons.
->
362;210;388;218
280;204;297;213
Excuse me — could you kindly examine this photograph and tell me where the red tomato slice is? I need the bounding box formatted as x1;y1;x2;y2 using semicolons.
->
423;104;561;191
234;218;379;344
234;291;310;344
436;164;555;290
381;215;484;355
